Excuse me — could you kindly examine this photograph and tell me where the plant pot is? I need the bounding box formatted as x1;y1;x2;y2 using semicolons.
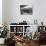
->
0;38;5;44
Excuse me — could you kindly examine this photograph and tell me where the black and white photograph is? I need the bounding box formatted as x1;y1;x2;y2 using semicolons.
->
20;5;33;15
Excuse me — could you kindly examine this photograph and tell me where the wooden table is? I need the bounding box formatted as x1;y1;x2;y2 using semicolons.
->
12;39;39;46
12;39;32;46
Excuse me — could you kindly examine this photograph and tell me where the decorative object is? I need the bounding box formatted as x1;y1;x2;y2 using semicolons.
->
0;23;9;38
34;19;37;24
20;5;33;15
0;22;9;44
0;38;5;44
26;27;32;40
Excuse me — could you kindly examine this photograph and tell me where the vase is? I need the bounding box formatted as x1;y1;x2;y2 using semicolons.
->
0;38;5;44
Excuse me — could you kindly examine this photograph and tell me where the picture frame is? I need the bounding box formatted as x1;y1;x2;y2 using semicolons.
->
20;5;33;15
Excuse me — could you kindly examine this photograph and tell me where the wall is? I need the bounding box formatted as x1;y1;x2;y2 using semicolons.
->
2;0;46;26
2;0;10;28
0;0;2;27
4;0;35;25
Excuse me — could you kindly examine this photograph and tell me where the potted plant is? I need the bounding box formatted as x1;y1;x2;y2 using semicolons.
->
0;23;9;44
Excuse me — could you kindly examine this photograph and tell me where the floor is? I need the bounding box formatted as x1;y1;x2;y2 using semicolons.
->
0;44;4;46
40;45;46;46
31;40;46;46
0;44;46;46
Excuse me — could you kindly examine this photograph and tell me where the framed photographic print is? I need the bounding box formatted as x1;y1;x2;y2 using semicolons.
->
20;5;33;15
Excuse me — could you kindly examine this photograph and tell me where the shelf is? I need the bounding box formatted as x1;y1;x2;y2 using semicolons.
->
9;25;31;36
10;32;15;33
9;25;31;26
10;32;23;33
16;32;23;33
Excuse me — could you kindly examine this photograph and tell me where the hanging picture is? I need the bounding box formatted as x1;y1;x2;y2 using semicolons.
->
20;5;33;15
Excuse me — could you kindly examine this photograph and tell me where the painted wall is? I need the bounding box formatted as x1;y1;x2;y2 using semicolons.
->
0;0;2;27
7;0;36;24
2;0;8;24
3;0;46;26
